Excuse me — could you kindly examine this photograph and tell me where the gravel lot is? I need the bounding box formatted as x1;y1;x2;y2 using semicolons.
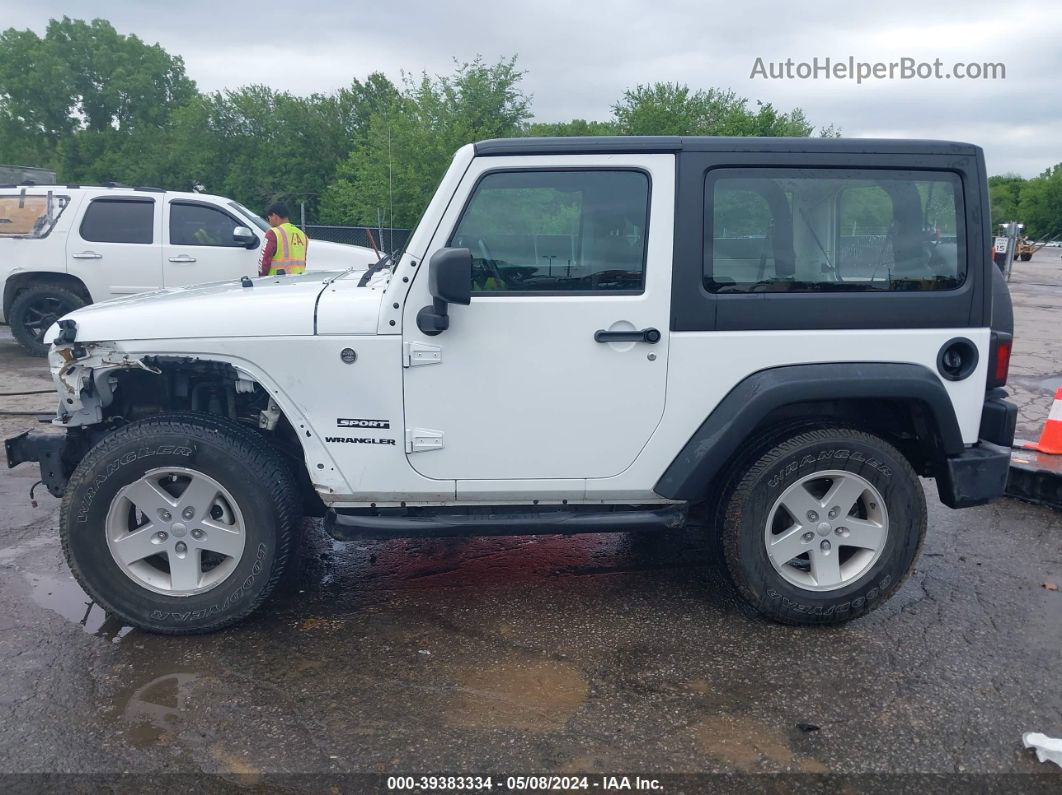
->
0;253;1059;785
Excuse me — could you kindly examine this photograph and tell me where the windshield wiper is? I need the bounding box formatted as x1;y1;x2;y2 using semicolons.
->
357;254;392;287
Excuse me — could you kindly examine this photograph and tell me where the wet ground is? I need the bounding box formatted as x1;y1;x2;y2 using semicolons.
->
1007;249;1062;440
0;255;1060;783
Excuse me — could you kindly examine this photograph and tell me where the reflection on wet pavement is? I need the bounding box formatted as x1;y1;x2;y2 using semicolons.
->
123;672;199;749
23;572;131;639
0;505;1059;775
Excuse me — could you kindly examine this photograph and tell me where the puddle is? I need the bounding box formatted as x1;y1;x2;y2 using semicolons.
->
123;672;200;749
446;659;588;731
24;572;132;640
694;713;828;773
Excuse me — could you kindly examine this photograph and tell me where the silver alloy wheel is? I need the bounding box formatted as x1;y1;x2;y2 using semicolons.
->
763;470;889;592
105;466;246;596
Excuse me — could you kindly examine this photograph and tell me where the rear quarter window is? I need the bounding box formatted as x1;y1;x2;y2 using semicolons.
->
705;168;965;293
0;193;70;238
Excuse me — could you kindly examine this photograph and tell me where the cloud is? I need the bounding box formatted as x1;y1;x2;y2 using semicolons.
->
10;0;1061;175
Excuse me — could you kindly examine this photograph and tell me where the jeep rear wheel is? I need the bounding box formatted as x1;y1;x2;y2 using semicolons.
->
60;413;300;634
719;427;926;625
9;285;86;356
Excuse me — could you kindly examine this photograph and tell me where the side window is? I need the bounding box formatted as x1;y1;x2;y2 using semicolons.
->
450;170;650;293
704;169;965;293
0;194;70;238
709;184;784;286
80;198;154;244
170;202;243;247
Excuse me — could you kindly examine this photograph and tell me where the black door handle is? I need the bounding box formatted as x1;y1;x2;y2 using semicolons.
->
594;327;661;344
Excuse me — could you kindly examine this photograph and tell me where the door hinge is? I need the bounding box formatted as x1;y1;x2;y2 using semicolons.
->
403;341;442;368
406;428;444;453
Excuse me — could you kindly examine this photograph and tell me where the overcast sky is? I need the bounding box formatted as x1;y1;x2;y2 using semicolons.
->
6;0;1061;176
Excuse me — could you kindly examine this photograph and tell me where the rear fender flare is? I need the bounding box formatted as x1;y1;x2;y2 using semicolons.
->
653;362;964;500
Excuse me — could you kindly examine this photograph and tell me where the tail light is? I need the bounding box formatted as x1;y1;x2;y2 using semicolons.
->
988;331;1012;387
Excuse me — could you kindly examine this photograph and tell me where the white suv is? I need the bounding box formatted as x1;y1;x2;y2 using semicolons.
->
5;137;1017;634
0;185;378;354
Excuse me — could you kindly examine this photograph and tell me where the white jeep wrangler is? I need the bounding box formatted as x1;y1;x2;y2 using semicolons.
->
6;137;1017;634
0;184;378;355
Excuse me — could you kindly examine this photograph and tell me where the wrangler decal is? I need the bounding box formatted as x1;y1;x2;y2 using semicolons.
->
324;436;397;446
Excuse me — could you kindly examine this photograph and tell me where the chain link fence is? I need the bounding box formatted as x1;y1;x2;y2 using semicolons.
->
305;225;410;253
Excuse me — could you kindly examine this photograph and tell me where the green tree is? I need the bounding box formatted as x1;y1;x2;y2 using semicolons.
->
194;86;350;212
989;174;1025;226
338;72;402;145
524;118;620;137
611;82;826;137
321;57;531;227
0;17;196;173
1018;165;1062;240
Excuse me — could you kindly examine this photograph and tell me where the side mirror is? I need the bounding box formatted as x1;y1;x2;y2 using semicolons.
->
417;247;471;336
233;225;258;249
428;247;472;305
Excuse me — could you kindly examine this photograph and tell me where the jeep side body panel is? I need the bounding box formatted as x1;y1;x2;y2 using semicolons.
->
5;137;1017;632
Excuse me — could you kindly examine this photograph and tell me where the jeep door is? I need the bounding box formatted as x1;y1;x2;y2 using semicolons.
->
400;154;675;483
163;199;259;286
67;195;162;297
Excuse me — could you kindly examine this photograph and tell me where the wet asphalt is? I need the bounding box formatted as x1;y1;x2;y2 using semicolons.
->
0;256;1060;782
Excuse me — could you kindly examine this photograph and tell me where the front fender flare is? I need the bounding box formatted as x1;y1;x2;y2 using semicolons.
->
653;362;963;500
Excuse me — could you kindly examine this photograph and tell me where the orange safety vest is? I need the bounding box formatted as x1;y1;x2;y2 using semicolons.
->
269;222;307;275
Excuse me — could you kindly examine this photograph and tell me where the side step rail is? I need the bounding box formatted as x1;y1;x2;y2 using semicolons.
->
325;505;688;540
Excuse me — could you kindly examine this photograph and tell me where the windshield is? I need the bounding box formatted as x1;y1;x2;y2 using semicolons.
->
228;201;270;232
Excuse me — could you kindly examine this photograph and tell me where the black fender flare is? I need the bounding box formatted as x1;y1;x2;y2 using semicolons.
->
653;362;964;500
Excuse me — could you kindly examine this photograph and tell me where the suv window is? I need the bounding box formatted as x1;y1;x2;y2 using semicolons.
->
170;202;244;247
704;169;964;293
80;198;154;244
450;170;650;293
0;193;69;238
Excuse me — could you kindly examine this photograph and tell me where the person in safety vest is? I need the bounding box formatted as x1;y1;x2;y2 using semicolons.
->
258;202;308;276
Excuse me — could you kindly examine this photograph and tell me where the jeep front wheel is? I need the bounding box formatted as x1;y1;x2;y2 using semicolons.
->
60;413;300;634
719;427;926;625
9;285;86;356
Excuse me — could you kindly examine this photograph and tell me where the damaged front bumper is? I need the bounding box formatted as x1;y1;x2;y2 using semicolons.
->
4;430;85;497
5;341;154;498
50;341;158;427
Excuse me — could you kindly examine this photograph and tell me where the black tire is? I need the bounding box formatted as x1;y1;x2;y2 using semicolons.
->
9;284;87;356
60;413;301;634
719;427;926;626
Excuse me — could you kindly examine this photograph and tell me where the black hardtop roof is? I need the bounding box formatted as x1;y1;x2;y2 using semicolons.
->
474;136;980;157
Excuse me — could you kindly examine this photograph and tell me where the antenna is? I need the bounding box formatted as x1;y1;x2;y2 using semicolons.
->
387;123;394;254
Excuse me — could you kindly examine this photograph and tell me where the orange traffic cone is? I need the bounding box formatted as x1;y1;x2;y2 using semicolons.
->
1026;388;1062;455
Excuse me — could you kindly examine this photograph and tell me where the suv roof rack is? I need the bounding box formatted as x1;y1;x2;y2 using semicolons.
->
0;182;173;193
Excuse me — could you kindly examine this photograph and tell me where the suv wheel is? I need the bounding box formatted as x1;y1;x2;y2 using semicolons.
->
719;427;926;625
9;285;86;356
61;413;300;634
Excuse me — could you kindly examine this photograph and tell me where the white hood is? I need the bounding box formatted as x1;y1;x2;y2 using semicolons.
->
53;272;364;343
